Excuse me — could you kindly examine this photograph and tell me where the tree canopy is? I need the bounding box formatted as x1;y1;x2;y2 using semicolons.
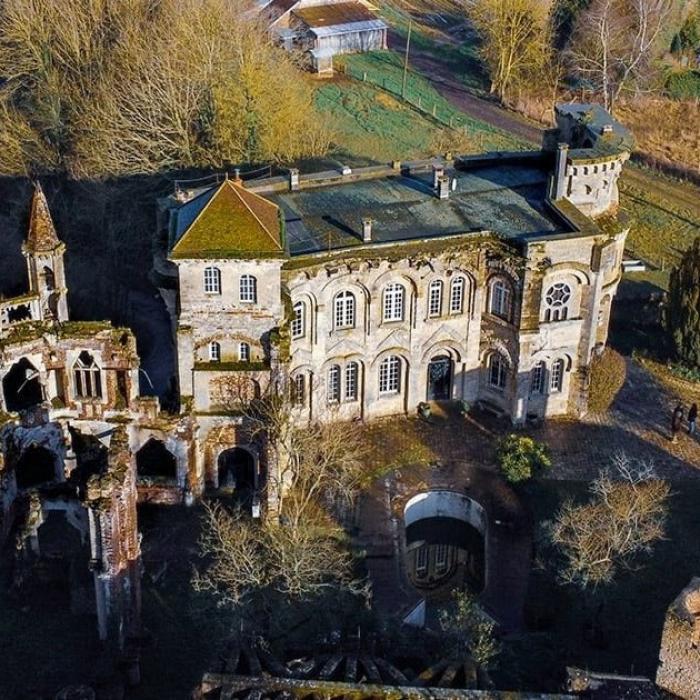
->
667;237;700;369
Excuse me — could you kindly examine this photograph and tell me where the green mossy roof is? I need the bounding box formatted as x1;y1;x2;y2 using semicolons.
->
171;180;284;260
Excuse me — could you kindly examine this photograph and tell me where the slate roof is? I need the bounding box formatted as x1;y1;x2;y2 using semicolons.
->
170;179;283;260
556;103;634;158
265;163;569;256
24;182;61;253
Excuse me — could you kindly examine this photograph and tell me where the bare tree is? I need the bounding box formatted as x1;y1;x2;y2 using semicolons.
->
548;453;670;590
464;0;555;101
567;0;673;111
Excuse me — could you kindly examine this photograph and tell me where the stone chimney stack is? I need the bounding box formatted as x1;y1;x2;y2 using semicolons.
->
289;168;300;192
437;175;450;200
432;164;445;189
362;218;373;242
554;143;569;200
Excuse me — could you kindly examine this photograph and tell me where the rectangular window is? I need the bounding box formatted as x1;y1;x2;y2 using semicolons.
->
550;360;564;393
450;278;465;313
379;357;400;394
344;363;358;401
291;302;304;339
428;282;442;317
383;285;404;322
239;275;257;303
328;366;340;403
239;343;250;362
204;267;221;294
291;374;305;407
531;363;545;394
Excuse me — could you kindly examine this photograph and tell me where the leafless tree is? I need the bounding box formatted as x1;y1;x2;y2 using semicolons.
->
463;0;555;101
567;0;673;111
548;452;670;590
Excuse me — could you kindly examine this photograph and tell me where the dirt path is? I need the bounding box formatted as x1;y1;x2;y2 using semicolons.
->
393;36;700;218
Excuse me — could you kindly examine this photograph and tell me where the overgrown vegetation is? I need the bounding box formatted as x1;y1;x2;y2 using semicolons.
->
496;434;551;483
587;348;627;414
666;236;700;369
0;0;330;177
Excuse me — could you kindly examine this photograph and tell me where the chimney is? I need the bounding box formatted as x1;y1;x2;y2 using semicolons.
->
289;168;300;191
233;168;241;183
437;175;450;200
362;218;373;242
554;143;569;200
432;164;445;188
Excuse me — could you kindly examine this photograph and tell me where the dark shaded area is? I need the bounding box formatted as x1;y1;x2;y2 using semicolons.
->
15;445;56;489
2;358;43;412
136;438;177;480
218;448;255;494
69;428;108;485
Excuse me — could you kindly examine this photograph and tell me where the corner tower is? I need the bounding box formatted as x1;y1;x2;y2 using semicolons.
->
22;182;69;322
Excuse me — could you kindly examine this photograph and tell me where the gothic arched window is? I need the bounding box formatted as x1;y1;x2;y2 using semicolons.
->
74;351;102;399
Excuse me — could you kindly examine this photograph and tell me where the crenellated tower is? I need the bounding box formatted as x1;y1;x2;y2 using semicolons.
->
22;182;69;322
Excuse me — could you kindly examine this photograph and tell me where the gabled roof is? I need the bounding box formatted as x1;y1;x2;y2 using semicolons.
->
24;182;61;253
170;179;284;260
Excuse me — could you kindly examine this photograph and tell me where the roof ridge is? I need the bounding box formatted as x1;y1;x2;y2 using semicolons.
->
230;181;282;250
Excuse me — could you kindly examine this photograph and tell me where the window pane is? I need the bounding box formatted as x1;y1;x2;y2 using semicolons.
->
204;267;221;294
239;343;250;362
345;363;358;401
379;356;400;393
384;284;404;322
334;291;355;329
450;278;464;313
550;360;564;392
328;365;340;403
428;281;442;317
240;275;257;303
291;302;304;339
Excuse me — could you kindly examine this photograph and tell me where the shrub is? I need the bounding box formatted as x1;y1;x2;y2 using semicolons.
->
587;348;627;413
497;434;551;483
665;70;700;100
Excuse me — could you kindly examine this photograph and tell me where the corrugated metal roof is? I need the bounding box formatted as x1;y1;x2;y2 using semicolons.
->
310;19;388;37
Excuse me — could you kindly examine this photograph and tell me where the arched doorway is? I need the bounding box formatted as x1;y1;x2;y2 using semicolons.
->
427;356;452;401
3;358;43;412
15;446;57;489
136;438;177;481
217;448;256;507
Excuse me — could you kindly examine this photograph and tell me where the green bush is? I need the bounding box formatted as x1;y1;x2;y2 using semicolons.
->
588;348;627;413
665;70;700;100
496;434;551;483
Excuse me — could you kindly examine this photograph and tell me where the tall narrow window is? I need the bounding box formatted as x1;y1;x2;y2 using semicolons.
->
550;359;565;392
209;341;221;363
428;280;443;317
379;356;401;394
383;283;404;322
450;277;465;314
204;267;221;294
334;291;355;329
240;275;257;303
345;362;359;401
73;351;102;399
291;301;305;339
327;365;341;403
490;279;512;320
530;361;545;394
488;353;507;390
544;282;572;322
291;374;305;407
238;342;251;362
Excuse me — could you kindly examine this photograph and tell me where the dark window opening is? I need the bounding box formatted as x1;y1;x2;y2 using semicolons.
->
3;358;43;412
7;304;32;323
136;438;177;481
217;448;255;511
15;445;56;489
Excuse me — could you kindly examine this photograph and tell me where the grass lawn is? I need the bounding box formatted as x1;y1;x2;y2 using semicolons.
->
495;478;700;691
620;181;700;269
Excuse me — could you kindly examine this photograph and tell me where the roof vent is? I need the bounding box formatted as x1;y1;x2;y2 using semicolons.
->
432;164;445;189
362;218;373;242
289;168;300;191
437;175;450;200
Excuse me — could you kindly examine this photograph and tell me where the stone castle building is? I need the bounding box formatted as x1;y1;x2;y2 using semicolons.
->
155;104;632;492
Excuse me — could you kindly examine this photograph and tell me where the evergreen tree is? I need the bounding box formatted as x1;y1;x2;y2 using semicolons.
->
667;237;700;368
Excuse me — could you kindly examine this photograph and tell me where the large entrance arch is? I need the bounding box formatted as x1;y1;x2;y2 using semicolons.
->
15;445;57;489
217;448;256;509
3;358;43;412
427;356;452;401
136;438;177;480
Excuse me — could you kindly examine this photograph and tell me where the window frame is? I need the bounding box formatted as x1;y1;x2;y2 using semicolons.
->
239;275;257;304
379;356;401;394
550;358;565;393
73;351;102;399
238;342;251;362
209;341;221;363
489;279;512;321
204;266;221;295
530;361;546;395
344;362;359;402
291;373;305;407
327;365;341;404
334;290;356;330
428;280;443;318
544;282;572;323
291;301;305;339
487;353;507;390
383;283;405;323
450;277;465;314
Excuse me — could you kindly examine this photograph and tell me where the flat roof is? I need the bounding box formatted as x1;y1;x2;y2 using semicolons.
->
265;163;570;256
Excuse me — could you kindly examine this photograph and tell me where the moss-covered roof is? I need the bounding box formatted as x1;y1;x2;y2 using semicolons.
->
170;179;284;260
24;182;62;253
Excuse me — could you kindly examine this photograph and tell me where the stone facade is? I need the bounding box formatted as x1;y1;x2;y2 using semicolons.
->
656;577;700;699
162;105;631;435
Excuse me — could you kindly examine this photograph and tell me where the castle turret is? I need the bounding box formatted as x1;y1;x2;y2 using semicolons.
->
22;182;69;322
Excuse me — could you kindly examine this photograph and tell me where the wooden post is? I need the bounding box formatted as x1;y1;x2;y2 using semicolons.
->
402;17;412;99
